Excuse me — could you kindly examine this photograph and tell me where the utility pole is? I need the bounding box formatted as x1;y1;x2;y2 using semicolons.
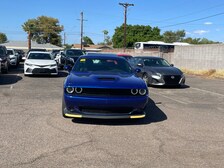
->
119;2;134;52
63;32;66;46
78;12;87;50
80;12;84;50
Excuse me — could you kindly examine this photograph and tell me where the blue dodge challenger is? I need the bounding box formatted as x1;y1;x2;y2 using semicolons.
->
62;54;149;119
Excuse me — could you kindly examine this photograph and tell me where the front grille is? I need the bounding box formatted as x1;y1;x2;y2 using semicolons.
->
32;68;57;74
80;107;133;114
163;75;181;85
80;88;133;96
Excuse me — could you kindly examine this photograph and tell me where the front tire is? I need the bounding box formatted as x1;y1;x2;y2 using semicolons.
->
1;64;8;74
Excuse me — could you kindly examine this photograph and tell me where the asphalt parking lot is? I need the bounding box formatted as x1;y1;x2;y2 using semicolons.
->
0;64;224;168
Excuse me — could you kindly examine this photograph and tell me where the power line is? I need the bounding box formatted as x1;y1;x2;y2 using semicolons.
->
155;3;224;23
160;12;224;28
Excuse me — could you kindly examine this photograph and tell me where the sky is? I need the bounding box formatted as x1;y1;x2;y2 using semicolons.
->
1;0;224;45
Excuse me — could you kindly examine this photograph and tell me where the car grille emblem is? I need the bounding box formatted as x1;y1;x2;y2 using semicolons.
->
171;76;175;79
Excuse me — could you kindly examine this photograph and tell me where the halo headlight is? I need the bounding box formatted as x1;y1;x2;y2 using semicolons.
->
131;89;138;95
139;89;147;95
66;87;74;94
75;87;83;94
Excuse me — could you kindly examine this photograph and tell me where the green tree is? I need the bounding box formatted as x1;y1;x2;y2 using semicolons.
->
183;37;219;44
162;30;185;43
0;32;8;43
112;24;162;48
83;36;94;45
102;30;112;45
22;16;64;46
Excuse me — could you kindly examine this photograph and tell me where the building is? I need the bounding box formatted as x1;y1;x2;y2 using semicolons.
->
1;41;63;51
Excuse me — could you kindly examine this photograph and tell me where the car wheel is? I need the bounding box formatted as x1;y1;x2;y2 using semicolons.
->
1;65;8;74
142;73;149;86
62;98;69;118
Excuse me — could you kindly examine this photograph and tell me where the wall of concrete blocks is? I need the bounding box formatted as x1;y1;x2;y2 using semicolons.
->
173;44;224;70
103;44;224;70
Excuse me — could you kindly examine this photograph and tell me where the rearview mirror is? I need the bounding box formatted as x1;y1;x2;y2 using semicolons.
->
170;64;174;67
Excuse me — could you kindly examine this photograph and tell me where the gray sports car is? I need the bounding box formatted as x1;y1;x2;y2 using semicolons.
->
129;56;185;86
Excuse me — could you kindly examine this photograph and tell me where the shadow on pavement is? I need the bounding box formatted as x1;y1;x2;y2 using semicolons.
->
71;98;167;126
25;71;68;78
0;74;22;85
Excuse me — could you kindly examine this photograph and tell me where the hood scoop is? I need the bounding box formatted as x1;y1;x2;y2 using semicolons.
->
97;77;116;81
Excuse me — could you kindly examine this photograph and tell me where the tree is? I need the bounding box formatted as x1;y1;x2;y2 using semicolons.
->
0;32;8;43
112;24;162;48
162;30;185;43
83;36;94;45
183;37;219;44
102;30;108;44
102;30;112;45
22;16;64;46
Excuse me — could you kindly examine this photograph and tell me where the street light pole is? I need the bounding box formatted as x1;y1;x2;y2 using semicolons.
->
119;2;134;52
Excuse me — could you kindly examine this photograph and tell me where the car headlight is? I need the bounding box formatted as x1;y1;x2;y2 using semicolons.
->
139;89;147;95
0;58;2;61
25;63;33;66
131;89;138;95
152;72;162;79
74;87;83;94
50;64;57;67
66;87;74;94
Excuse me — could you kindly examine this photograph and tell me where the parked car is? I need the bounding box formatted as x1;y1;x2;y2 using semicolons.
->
14;49;25;62
57;49;85;69
50;49;61;58
24;51;58;76
62;54;148;119
7;49;19;67
117;53;133;60
129;56;185;87
0;45;10;73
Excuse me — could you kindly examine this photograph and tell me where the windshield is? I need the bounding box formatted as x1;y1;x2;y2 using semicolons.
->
66;50;84;57
7;50;13;55
28;53;52;60
73;57;133;73
143;58;171;67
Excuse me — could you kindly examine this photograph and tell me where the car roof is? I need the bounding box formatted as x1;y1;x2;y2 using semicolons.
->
80;54;123;59
85;53;117;57
134;56;162;59
28;51;50;54
117;53;132;57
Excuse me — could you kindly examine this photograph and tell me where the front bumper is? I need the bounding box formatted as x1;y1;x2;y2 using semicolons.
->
63;107;146;119
63;95;148;119
150;74;185;86
24;65;58;75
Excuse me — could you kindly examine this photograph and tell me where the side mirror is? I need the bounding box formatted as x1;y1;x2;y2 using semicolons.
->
135;68;141;73
170;64;174;67
64;65;72;72
137;63;143;67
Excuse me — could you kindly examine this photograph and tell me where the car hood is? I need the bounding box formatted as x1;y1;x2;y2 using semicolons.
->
147;66;183;75
25;59;56;65
65;72;146;89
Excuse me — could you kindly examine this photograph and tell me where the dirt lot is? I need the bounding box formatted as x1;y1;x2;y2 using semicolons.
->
0;65;224;168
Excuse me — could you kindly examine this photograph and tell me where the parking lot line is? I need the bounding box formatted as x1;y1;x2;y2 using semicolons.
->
150;91;189;105
191;87;224;97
